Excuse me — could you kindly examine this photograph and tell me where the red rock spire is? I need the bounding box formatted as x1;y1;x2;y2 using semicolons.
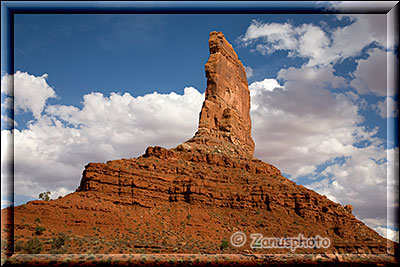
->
185;31;255;158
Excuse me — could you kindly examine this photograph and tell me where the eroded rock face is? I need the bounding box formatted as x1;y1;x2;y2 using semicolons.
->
185;31;255;158
77;146;281;208
9;145;390;255
3;31;397;258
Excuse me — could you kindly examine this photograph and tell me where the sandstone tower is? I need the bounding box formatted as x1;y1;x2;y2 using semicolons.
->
185;31;255;158
2;31;397;264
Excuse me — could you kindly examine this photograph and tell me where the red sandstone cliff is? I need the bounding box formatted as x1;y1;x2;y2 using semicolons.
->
1;32;397;265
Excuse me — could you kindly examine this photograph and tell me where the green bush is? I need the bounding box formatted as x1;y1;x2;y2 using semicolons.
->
24;238;42;254
220;239;229;250
14;240;24;252
51;233;68;250
38;191;51;201
34;226;46;235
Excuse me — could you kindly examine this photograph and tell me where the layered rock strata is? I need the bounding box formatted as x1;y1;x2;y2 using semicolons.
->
2;31;397;260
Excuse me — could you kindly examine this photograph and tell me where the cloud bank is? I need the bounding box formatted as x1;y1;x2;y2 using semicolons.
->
241;14;398;241
241;15;390;67
1;71;204;200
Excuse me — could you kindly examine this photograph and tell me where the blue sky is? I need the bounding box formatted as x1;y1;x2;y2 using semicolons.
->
1;4;398;242
9;14;397;144
11;14;342;100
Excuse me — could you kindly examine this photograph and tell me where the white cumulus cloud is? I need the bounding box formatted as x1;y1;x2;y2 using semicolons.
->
248;64;396;231
241;16;398;231
1;72;204;199
249;66;365;180
376;97;398;118
1;71;56;118
241;15;388;67
350;48;397;97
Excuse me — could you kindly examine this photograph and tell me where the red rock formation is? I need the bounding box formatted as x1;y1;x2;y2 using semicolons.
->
1;31;397;264
185;31;255;158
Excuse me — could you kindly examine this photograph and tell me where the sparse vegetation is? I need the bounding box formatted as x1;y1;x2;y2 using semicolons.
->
34;225;46;235
24;237;42;254
14;240;24;252
49;232;68;253
38;191;51;201
220;239;229;250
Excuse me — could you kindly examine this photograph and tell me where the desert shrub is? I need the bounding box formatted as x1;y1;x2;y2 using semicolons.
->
51;233;68;250
220;239;229;250
14;240;24;252
24;238;42;254
38;191;51;201
34;217;41;223
34;226;46;235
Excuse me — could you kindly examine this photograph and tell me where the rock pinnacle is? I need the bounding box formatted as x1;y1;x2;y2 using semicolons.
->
184;31;255;158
